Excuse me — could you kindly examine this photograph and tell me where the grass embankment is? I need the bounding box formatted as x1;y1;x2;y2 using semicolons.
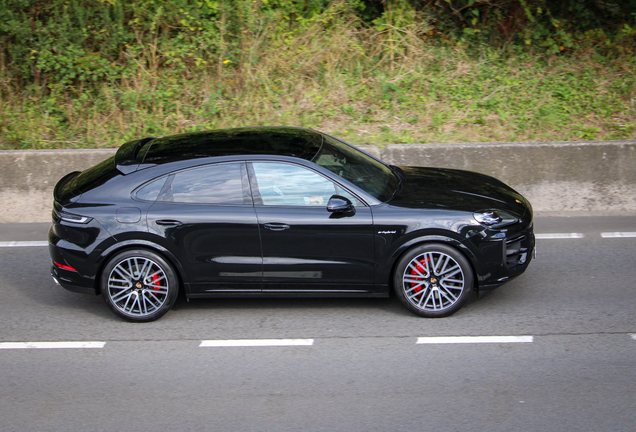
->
1;3;635;149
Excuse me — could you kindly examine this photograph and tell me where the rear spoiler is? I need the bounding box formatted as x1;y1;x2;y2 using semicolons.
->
114;137;157;174
53;171;82;204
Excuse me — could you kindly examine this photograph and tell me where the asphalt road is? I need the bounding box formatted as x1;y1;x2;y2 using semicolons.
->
1;216;635;431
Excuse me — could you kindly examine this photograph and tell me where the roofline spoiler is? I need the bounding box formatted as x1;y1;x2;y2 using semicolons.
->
114;137;157;174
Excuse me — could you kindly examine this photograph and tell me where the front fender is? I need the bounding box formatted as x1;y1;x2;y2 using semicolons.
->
376;232;482;290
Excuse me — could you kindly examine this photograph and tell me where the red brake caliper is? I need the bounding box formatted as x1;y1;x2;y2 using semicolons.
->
152;274;161;291
410;257;429;293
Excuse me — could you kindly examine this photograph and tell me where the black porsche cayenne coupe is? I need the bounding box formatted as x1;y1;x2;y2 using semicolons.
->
49;127;534;322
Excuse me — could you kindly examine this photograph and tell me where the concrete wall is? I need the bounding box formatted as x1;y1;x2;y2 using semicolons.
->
0;149;117;223
1;140;634;223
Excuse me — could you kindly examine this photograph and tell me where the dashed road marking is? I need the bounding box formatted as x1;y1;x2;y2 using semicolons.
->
200;339;314;347
535;233;584;239
0;241;49;247
416;336;534;344
2;335;636;350
601;232;636;238
0;341;106;349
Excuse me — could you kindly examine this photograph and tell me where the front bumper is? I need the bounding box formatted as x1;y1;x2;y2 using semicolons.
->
466;221;535;292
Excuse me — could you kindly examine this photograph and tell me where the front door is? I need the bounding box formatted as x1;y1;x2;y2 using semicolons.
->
248;161;375;293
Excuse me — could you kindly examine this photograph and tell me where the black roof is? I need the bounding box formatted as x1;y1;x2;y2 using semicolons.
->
138;127;324;165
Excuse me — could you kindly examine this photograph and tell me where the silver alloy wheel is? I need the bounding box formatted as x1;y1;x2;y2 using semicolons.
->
106;256;170;318
401;251;466;312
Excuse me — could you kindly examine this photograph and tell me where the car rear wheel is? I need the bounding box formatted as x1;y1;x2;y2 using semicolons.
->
101;249;178;322
394;243;473;318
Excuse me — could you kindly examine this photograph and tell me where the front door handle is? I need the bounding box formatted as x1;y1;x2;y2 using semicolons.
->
156;219;183;226
263;223;290;231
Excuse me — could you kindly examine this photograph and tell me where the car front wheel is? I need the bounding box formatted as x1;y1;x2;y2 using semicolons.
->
394;243;473;318
101;249;178;322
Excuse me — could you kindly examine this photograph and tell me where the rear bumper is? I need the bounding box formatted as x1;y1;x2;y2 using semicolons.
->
51;265;97;295
48;219;102;295
49;225;98;295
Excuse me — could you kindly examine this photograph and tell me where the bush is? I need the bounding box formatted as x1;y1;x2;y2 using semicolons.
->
0;0;634;149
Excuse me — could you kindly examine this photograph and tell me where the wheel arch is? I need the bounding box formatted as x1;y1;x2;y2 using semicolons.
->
95;239;187;295
388;235;480;292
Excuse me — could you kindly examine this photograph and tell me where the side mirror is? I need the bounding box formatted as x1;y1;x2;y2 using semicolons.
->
327;195;355;216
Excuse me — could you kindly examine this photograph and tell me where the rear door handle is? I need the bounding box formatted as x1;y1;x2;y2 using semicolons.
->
263;223;290;231
156;219;183;226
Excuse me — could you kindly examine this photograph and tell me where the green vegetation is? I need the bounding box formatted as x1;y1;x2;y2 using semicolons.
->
1;0;635;149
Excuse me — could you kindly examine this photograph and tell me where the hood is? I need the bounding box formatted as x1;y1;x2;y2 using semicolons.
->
388;166;529;217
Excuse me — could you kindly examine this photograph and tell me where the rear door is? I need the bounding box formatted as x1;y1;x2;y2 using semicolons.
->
146;162;263;295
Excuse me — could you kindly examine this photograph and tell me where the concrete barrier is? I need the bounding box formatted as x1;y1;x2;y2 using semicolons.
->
0;149;116;223
1;140;634;223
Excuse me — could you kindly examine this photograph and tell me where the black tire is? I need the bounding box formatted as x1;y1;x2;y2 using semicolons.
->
101;249;178;322
393;243;473;318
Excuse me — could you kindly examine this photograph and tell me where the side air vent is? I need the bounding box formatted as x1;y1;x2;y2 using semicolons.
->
505;235;529;267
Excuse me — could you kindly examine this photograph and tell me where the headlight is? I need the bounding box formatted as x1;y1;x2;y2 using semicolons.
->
473;210;518;228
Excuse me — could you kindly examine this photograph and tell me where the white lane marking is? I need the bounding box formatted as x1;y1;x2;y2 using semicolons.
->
200;339;314;347
0;341;106;349
601;232;636;238
535;233;584;239
631;334;636;341
0;241;48;247
416;336;533;344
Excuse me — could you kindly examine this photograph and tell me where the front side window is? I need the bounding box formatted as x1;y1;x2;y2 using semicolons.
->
159;163;248;205
251;162;357;206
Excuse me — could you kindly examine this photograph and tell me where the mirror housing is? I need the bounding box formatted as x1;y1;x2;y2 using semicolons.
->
327;195;355;216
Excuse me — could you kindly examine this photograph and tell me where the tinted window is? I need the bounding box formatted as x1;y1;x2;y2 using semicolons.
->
160;163;247;205
252;162;357;206
135;177;167;202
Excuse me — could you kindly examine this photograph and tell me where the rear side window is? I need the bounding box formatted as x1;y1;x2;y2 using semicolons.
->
159;163;249;205
135;177;167;202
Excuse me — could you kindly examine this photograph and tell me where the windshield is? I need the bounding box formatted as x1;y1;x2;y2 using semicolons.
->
312;135;399;202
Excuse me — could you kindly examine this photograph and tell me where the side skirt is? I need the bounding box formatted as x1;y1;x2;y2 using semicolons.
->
187;291;388;299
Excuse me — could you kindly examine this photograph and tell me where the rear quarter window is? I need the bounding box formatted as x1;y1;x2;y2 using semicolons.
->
134;177;167;202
